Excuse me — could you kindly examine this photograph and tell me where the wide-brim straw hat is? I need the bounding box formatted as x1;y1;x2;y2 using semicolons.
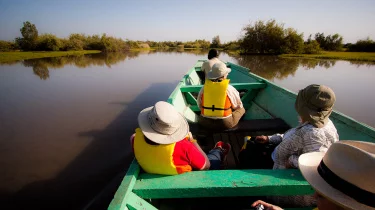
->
299;141;375;210
295;84;336;128
207;62;231;80
138;101;189;144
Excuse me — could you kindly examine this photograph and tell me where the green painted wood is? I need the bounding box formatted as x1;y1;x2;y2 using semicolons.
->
184;92;197;106
108;159;140;210
179;82;266;93
243;101;273;120
189;105;200;112
126;192;158;210
133;169;314;199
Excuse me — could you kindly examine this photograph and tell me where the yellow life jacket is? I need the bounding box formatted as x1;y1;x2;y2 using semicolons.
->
133;128;178;175
201;79;232;117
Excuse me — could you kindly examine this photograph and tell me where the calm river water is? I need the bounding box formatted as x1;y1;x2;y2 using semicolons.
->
1;50;374;209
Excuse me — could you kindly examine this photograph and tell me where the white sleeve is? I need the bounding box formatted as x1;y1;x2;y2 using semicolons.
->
226;85;243;109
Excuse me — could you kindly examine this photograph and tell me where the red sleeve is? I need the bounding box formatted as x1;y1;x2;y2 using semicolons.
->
185;141;206;170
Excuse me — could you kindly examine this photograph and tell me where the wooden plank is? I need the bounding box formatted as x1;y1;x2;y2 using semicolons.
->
180;82;267;93
127;192;158;210
133;169;314;199
108;159;141;210
223;118;290;133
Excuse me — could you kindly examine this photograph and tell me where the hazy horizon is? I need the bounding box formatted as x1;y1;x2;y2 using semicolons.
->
0;0;374;43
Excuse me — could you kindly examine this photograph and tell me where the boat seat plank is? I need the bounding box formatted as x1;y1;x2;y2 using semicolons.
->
180;82;267;93
193;118;290;135
133;169;314;199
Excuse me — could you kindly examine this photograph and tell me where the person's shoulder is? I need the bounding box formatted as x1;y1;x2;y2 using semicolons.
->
175;139;194;149
227;84;239;92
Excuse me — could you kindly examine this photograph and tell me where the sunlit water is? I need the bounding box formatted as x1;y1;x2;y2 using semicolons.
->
0;50;374;209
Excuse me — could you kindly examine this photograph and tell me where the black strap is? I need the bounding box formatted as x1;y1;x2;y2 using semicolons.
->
202;105;231;112
317;160;375;207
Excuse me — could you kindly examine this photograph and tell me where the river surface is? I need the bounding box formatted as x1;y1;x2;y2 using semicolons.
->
1;50;374;209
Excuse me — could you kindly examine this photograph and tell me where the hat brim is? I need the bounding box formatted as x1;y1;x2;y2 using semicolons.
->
295;93;332;128
207;67;231;80
137;106;189;144
299;152;374;210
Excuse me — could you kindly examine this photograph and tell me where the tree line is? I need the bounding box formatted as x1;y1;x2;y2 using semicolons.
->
0;21;213;52
1;20;374;53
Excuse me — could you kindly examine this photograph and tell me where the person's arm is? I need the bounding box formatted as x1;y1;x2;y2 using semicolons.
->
272;130;302;169
192;141;210;170
130;133;135;153
186;133;210;170
226;85;243;109
197;87;204;109
268;134;284;145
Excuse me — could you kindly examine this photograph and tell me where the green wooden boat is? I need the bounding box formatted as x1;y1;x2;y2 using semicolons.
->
108;60;375;210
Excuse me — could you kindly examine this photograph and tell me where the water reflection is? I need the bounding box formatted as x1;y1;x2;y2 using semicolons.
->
233;55;337;80
1;49;209;80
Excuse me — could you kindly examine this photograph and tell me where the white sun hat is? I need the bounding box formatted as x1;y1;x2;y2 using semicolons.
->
137;101;189;144
207;62;231;80
299;140;375;210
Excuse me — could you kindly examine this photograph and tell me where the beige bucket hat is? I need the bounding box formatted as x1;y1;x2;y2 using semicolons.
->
295;84;336;128
207;62;231;80
299;141;375;210
138;101;189;144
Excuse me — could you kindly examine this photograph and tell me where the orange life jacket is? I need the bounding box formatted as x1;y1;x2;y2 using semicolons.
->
201;79;232;118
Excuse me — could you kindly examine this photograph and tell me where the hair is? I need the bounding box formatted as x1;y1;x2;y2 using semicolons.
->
211;76;225;82
145;136;160;145
207;49;219;60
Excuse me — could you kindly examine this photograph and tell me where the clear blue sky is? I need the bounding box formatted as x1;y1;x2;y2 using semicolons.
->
0;0;374;43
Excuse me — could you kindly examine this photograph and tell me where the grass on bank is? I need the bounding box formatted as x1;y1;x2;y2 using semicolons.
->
0;50;101;63
280;51;375;62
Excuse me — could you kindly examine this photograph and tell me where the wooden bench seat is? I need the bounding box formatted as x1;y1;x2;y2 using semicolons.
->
133;169;314;199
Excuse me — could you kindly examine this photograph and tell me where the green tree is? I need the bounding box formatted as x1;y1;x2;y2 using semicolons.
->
240;19;285;54
303;40;321;54
281;28;304;54
0;40;17;52
18;21;39;50
349;38;375;52
36;34;62;51
211;35;221;48
314;32;343;51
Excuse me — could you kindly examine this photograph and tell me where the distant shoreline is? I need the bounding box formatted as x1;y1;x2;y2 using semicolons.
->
226;50;375;62
0;50;101;63
279;51;375;62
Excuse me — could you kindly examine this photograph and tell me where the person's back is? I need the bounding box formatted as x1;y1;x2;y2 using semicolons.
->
198;62;245;130
272;119;338;169
201;49;225;76
133;128;206;175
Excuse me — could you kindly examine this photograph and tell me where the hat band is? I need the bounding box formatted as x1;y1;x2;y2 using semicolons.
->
317;160;375;207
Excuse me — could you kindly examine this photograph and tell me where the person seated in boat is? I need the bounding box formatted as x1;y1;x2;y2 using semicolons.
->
130;101;231;175
254;84;339;207
201;49;225;78
197;62;245;130
255;84;339;170
251;140;375;210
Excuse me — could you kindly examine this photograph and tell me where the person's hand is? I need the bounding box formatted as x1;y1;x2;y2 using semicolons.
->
251;200;283;210
255;135;269;144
